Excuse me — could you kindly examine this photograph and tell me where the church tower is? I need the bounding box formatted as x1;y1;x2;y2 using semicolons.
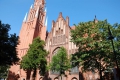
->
8;0;47;80
19;0;47;49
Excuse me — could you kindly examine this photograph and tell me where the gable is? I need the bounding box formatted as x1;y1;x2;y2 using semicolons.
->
52;12;69;37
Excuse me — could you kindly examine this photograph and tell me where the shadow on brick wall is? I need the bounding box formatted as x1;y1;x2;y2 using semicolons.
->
7;70;20;80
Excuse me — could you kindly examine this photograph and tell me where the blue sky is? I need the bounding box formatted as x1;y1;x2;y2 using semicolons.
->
0;0;120;35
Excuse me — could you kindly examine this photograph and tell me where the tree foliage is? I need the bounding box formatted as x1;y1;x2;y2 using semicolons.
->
0;66;9;79
0;20;19;66
20;37;48;77
71;20;120;79
50;47;71;77
112;23;120;67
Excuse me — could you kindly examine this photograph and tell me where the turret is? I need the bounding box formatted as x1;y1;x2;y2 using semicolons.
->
35;7;39;18
66;16;69;26
45;17;48;27
23;12;28;22
94;15;98;23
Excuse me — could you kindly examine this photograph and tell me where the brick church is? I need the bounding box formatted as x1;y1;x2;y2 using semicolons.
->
8;0;99;80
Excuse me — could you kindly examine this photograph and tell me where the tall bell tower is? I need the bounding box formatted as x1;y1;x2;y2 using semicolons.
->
19;0;47;49
8;0;47;80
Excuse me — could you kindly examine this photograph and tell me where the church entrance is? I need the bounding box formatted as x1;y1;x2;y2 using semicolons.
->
54;77;58;80
71;77;78;80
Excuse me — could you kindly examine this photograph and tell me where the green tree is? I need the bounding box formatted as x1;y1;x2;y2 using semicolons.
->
20;37;48;80
50;47;71;80
0;20;19;66
112;23;120;67
0;20;19;79
0;66;9;79
71;20;117;80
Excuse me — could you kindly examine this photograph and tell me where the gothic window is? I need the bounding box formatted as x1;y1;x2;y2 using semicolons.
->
41;15;43;23
30;23;32;29
32;12;34;19
61;29;63;34
32;22;33;28
56;31;58;36
39;13;41;21
29;12;32;20
33;11;35;18
31;12;33;19
58;28;60;35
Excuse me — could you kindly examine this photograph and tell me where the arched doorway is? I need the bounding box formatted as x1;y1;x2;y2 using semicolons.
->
54;77;58;80
39;77;43;80
52;47;60;55
71;77;78;80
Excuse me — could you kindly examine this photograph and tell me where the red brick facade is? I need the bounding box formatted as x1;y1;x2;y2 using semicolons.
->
8;0;100;80
8;0;47;80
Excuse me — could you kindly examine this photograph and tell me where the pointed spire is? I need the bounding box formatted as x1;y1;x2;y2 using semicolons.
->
94;15;98;23
30;4;33;9
35;8;39;17
23;12;28;22
52;20;55;28
59;12;62;17
45;16;48;27
95;15;97;20
45;7;47;12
